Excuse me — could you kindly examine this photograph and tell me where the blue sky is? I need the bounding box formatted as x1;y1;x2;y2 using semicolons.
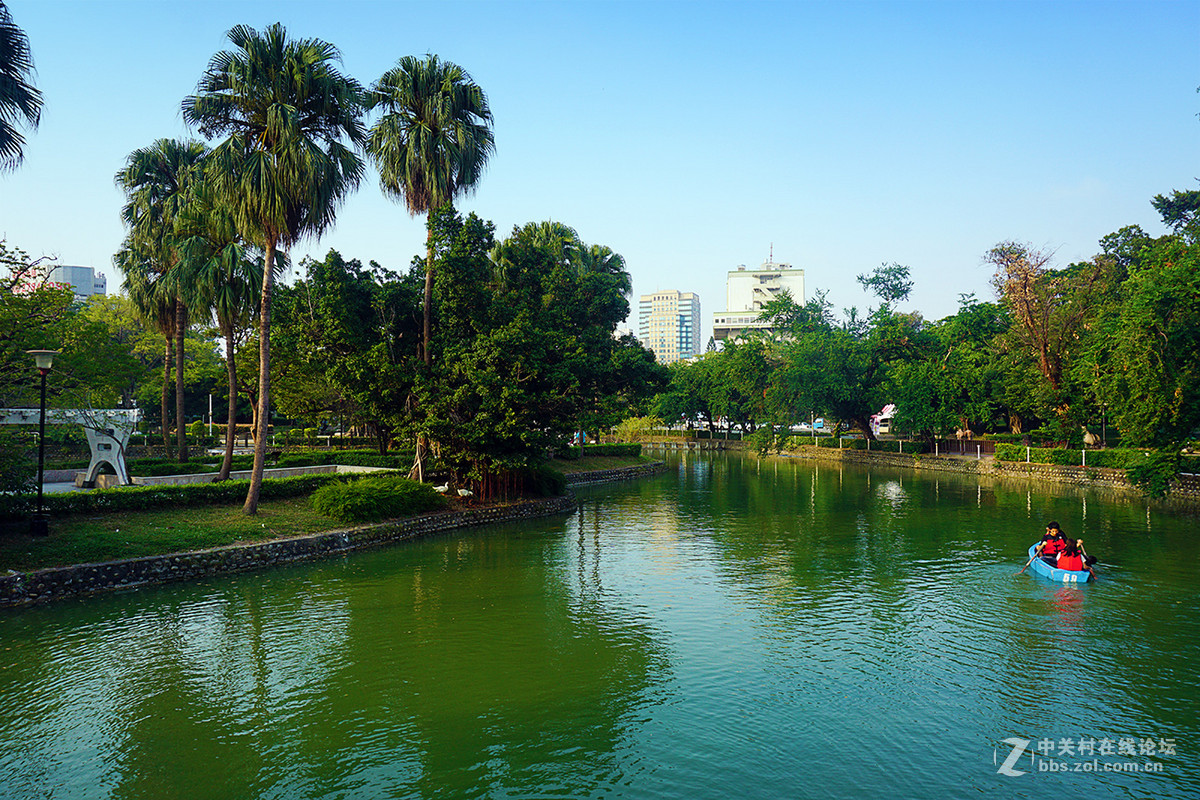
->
3;0;1196;342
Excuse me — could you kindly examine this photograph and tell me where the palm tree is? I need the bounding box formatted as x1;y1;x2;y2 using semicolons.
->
175;177;272;481
366;54;495;366
0;0;42;172
114;138;208;461
116;254;177;451
182;23;366;513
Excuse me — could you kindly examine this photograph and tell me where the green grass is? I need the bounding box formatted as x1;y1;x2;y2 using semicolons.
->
0;497;347;572
0;456;661;573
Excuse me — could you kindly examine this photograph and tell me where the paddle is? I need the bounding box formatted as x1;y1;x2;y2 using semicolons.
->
1078;541;1098;579
1018;542;1044;575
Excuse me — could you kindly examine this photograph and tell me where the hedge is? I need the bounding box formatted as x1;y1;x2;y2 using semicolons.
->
994;443;1151;468
562;443;642;460
0;472;392;519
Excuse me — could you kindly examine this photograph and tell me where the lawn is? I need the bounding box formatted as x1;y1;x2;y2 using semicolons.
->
0;454;662;573
0;497;346;572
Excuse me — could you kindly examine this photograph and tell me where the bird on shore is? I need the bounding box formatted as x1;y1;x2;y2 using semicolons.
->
457;488;473;497
433;483;449;493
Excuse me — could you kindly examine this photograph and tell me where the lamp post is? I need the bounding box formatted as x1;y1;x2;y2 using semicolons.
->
27;350;58;537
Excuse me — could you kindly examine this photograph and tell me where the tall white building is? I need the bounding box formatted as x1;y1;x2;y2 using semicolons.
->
711;256;805;342
638;290;701;365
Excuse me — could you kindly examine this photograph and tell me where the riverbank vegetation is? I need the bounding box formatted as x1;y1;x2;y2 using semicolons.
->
2;23;666;512
651;190;1200;496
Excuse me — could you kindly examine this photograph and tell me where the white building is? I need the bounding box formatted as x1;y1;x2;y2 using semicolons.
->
13;263;107;301
711;256;805;342
638;290;701;365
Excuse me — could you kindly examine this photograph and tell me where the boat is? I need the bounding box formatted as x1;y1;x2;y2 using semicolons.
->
1026;544;1093;583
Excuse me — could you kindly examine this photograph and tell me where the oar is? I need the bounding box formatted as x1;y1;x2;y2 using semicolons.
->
1078;541;1098;579
1018;543;1044;575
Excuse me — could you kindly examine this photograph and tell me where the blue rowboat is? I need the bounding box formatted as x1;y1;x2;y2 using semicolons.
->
1026;544;1093;583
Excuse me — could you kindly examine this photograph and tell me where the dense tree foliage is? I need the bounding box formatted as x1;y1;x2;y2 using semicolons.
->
653;189;1200;497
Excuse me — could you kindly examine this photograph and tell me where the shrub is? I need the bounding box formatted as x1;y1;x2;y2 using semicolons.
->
310;475;446;523
563;443;642;459
527;463;567;497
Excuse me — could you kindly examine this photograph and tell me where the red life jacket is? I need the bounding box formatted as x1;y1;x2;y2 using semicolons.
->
1057;552;1084;571
1041;536;1066;556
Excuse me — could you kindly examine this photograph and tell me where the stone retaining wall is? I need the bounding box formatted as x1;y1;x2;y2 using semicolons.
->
0;496;577;608
563;461;667;486
775;446;1200;500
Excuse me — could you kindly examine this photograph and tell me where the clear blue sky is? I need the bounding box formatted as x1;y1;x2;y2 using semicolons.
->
3;0;1196;342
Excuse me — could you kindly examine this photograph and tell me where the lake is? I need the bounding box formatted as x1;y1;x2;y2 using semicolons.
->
1;452;1197;799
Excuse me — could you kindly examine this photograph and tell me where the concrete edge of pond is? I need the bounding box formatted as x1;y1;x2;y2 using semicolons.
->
0;462;667;609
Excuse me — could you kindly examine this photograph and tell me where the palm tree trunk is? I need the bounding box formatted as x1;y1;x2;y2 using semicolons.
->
410;221;435;482
219;319;238;481
161;336;173;453
175;297;188;462
244;238;276;514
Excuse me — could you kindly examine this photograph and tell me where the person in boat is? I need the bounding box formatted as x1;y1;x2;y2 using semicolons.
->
1037;522;1067;565
1057;538;1085;572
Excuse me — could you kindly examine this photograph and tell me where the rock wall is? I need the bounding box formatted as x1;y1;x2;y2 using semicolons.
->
564;461;667;486
0;496;576;608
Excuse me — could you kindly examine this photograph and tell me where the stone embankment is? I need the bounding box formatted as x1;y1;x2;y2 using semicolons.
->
563;461;667;486
1;462;665;608
774;446;1200;500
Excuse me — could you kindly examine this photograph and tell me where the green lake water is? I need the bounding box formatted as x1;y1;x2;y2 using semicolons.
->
1;452;1198;799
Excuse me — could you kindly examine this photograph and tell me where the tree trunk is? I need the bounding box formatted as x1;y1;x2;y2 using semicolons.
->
161;336;173;452
411;220;436;482
219;319;237;481
244;237;276;514
175;297;188;462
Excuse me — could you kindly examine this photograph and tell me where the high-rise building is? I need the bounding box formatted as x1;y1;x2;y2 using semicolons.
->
711;256;804;342
638;290;701;365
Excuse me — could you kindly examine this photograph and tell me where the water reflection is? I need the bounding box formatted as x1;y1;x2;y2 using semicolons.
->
0;452;1197;799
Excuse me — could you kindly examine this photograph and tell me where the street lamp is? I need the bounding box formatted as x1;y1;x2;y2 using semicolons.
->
27;349;58;537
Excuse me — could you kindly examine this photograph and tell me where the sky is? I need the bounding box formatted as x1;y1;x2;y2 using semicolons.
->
2;0;1197;343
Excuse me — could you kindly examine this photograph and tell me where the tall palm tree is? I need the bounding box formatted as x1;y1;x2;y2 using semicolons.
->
182;23;366;513
114;138;208;461
366;54;495;366
175;177;272;481
0;0;42;172
116;254;177;451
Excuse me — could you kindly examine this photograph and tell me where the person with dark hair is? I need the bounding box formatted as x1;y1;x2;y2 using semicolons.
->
1057;538;1085;572
1036;521;1067;566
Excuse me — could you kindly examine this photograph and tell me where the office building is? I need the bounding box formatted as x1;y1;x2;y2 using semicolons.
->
711;256;805;342
638;290;701;365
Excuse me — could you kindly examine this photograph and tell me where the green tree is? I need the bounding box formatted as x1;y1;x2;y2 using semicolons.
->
272;249;421;453
888;295;1009;437
183;22;367;513
366;54;495;366
176;180;270;480
114;138;208;461
0;0;41;172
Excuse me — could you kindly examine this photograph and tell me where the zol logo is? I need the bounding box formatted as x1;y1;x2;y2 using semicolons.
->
995;737;1032;777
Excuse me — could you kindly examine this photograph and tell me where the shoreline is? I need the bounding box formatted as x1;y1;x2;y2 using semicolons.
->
0;461;668;609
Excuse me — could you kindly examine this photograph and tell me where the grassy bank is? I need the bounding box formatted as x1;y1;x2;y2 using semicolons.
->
1;455;660;573
0;496;347;572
